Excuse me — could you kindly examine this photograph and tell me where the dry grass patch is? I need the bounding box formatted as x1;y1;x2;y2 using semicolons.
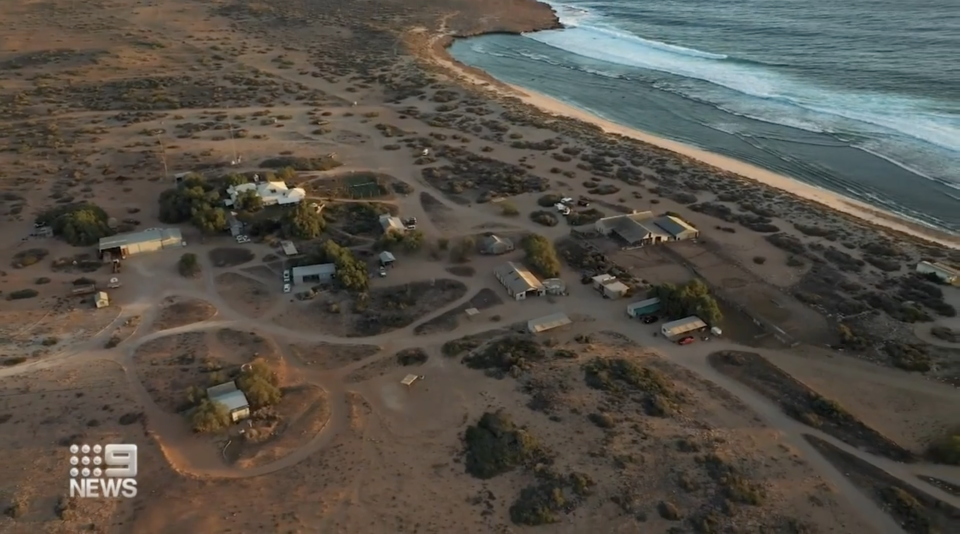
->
153;296;217;331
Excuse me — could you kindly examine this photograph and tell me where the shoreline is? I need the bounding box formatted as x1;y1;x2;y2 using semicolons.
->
425;31;959;250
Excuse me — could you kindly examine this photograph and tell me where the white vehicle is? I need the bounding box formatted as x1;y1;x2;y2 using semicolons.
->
283;270;291;283
283;283;292;294
236;235;250;244
561;197;574;205
379;267;387;278
555;203;571;216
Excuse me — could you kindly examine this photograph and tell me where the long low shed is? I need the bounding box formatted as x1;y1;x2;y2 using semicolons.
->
661;316;707;338
528;312;572;334
626;297;661;318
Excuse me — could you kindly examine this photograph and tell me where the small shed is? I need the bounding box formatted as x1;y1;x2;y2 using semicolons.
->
601;280;629;299
626;297;661;318
291;263;336;285
482;235;515;255
206;381;250;423
95;291;110;309
280;240;299;256
661;316;707;339
542;278;566;296
591;274;616;289
401;374;422;387
379;251;396;267
528;312;572;334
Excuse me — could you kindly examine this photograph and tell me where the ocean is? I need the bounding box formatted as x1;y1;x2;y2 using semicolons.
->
448;0;960;234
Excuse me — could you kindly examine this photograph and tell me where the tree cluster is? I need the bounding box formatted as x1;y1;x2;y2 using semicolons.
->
37;203;113;246
520;234;561;278
237;359;282;410
282;202;325;239
463;410;546;479
323;240;368;292
377;229;424;253
648;279;723;324
158;174;228;233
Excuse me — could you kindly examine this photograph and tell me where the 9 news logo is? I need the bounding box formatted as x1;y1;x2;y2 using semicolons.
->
68;443;138;499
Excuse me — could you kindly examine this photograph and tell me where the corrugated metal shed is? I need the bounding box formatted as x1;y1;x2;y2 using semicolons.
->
280;241;299;256
292;263;336;284
528;312;572;334
661;316;707;338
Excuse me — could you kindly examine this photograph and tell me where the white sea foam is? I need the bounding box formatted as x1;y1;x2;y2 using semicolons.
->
525;2;960;158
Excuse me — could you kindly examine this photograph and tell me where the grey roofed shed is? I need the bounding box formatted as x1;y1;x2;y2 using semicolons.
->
661;316;707;338
379;251;396;264
98;228;183;257
291;263;336;284
652;216;698;240
494;262;544;297
482;235;514;255
210;389;249;413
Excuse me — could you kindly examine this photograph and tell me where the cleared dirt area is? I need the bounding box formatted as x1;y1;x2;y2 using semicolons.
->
152;296;217;331
345;347;431;383
208;247;256;268
214;272;276;319
0;360;158;530
287;342;380;370
240;265;279;282
276;279;468;337
420;191;456;229
709;350;915;461
414;288;505;335
132;333;225;412
804;435;960;534
233;384;329;469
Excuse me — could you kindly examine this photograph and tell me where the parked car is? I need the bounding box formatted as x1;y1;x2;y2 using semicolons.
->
560;197;574;205
577;199;591;207
379;266;387;277
283;283;291;294
283;270;291;283
678;336;695;345
641;315;659;324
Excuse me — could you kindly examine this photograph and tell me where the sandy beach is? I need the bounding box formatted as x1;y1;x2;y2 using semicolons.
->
428;36;960;249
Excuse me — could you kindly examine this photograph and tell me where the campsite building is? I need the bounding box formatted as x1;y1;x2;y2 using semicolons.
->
591;274;629;299
626;297;661;318
291;263;336;285
528;312;572;334
660;316;708;339
481;235;515;255
95;291;110;309
206;381;251;423
494;262;546;300
224;181;305;208
379;214;406;234
595;211;699;248
280;240;299;256
379;251;396;267
98;228;183;259
917;261;960;286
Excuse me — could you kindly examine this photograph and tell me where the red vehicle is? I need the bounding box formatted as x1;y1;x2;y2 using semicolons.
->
678;336;695;346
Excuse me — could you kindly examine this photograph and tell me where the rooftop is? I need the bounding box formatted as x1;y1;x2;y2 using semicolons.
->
494;262;544;294
226;181;305;206
918;260;960;277
662;316;707;336
528;312;572;334
207;381;238;398
627;297;661;310
379;214;405;233
291;263;337;278
653;215;697;237
602;281;630;294
98;228;182;251
210;389;250;413
380;251;396;262
598;212;667;243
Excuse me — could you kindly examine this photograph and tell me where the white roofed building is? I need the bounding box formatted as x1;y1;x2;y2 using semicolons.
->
225;181;305;207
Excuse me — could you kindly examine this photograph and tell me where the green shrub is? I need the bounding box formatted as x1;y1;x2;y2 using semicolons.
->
927;430;960;465
178;253;200;277
463;410;546;479
649;279;722;324
237;360;282;409
7;289;39;300
282;201;325;239
529;210;559;227
191;399;231;432
12;248;49;268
